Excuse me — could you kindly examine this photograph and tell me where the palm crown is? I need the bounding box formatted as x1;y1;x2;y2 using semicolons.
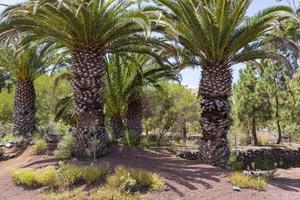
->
155;0;292;68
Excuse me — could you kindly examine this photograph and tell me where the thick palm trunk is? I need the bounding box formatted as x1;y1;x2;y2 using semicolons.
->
71;46;108;160
110;115;124;140
198;65;232;168
13;80;36;135
126;95;143;139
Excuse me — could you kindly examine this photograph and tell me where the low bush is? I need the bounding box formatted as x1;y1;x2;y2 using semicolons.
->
229;154;244;171
122;131;140;147
33;139;48;155
81;162;110;185
0;132;15;144
91;187;140;200
12;168;38;187
259;138;270;146
56;164;82;189
107;166;164;193
139;136;158;148
39;189;88;200
54;134;73;160
36;167;57;189
229;172;267;191
255;158;275;171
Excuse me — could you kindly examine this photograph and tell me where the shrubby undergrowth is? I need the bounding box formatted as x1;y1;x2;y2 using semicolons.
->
12;163;164;200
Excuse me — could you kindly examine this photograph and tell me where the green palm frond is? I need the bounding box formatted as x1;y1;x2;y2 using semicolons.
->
0;0;175;57
0;39;65;81
155;0;293;69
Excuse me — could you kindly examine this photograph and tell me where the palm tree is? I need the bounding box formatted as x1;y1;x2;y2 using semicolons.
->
0;42;60;135
106;53;179;140
0;0;172;159
123;54;179;140
54;53;179;141
155;0;292;168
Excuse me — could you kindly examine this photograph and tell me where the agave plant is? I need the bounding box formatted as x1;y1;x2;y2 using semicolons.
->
0;0;173;159
0;41;62;135
155;0;292;167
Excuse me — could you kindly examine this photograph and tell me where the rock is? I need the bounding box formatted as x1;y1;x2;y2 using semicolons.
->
176;151;200;160
29;140;34;145
243;170;274;178
232;146;300;170
232;186;242;192
5;141;14;148
46;134;62;143
0;148;4;156
164;185;170;191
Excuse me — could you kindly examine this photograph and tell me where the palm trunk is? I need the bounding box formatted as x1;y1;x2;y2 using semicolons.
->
252;117;259;146
275;94;282;144
13;80;36;136
126;95;143;141
198;65;232;168
70;45;108;160
110;115;124;140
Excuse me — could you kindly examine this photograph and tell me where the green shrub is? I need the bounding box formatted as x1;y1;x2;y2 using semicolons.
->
81;163;109;185
139;136;158;148
36;167;58;189
33;139;48;155
229;154;244;171
56;164;82;189
54;134;73;160
12;168;38;187
91;187;140;200
259;138;270;146
39;189;88;200
255;158;275;171
107;166;164;193
0;132;19;144
0;90;13;123
122;131;140;147
229;172;267;191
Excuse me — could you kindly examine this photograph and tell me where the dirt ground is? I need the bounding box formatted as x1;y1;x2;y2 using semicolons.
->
0;145;299;200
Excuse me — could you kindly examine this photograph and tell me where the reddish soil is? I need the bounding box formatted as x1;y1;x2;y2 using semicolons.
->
0;145;299;200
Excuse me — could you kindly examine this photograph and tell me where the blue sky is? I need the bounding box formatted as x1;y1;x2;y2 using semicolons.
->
0;0;289;88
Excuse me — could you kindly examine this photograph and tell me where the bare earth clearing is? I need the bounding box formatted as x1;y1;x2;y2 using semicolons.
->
0;145;299;200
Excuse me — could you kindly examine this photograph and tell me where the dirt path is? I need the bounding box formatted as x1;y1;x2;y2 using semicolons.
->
0;145;299;200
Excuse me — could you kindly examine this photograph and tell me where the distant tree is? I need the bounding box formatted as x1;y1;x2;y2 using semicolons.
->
143;82;200;145
0;42;61;135
232;65;272;145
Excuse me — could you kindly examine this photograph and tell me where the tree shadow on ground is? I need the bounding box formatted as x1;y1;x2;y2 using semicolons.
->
90;145;229;197
269;178;300;192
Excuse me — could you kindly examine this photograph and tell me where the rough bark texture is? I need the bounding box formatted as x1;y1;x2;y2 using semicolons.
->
126;95;143;139
198;65;232;168
13;80;36;135
71;46;108;160
110;115;125;140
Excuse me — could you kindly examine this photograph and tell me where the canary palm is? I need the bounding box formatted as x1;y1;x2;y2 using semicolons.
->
0;0;171;159
155;0;292;167
106;53;179;140
0;42;59;135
